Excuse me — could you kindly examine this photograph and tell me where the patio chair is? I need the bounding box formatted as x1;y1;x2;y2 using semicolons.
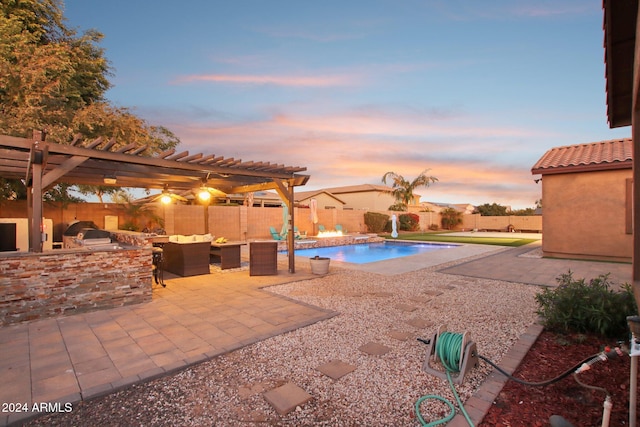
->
318;225;326;232
269;227;284;240
335;224;346;233
294;226;306;239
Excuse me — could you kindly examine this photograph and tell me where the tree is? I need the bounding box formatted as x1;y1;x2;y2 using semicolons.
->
0;0;180;201
42;183;83;204
381;169;438;210
440;207;462;230
474;203;509;216
0;0;111;137
112;190;163;231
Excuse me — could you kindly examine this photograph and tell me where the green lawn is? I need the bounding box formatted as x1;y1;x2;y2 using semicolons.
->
381;232;538;247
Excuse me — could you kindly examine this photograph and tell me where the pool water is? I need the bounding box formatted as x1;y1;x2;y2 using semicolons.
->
293;241;458;264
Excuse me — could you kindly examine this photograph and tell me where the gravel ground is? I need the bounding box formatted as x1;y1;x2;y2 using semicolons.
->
28;261;543;427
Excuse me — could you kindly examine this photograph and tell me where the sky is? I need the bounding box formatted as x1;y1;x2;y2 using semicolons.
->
62;0;630;209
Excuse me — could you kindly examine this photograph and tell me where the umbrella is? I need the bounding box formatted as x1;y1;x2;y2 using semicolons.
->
310;198;318;235
280;202;289;237
310;198;318;223
391;214;398;238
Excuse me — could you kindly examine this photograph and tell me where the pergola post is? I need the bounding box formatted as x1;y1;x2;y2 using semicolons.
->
288;181;295;273
273;178;296;273
28;131;46;253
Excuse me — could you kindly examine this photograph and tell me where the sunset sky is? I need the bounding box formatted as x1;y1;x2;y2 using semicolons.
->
63;0;629;209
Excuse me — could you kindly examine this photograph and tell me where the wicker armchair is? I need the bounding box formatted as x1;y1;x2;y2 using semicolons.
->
163;241;211;277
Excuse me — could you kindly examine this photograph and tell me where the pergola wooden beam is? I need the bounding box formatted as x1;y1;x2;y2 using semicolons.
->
0;133;309;257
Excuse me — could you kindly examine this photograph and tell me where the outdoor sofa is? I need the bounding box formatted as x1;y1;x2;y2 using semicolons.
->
162;234;214;277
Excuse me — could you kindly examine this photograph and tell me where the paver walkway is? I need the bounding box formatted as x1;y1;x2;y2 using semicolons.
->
439;241;632;287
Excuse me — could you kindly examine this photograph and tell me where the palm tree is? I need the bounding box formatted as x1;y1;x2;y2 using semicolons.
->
381;169;438;210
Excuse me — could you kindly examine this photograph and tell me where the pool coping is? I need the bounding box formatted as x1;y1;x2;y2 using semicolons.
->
292;241;507;275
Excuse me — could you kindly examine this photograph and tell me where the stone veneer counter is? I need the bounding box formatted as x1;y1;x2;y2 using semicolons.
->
0;245;152;326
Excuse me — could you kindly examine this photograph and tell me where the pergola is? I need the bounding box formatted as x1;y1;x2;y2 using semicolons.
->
0;131;310;272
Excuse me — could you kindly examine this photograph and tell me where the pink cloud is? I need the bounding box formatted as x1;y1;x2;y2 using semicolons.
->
159;108;543;209
172;73;358;87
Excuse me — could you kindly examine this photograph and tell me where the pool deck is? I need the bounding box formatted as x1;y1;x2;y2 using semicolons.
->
1;232;633;426
306;241;505;275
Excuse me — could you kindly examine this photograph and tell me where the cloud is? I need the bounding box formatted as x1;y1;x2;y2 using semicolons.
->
172;73;358;87
150;105;545;209
432;1;593;21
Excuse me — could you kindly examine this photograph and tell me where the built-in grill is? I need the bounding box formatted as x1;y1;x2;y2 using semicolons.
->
75;228;112;247
62;221;119;249
62;221;98;249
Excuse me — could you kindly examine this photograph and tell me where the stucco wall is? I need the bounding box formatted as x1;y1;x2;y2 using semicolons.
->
541;168;632;262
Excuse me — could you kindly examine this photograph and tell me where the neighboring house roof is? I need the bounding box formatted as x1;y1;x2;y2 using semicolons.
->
320;183;423;204
294;190;346;205
531;138;633;175
321;184;395;194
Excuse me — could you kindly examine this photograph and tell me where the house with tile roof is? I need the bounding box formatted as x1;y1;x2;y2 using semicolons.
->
296;184;413;211
293;189;347;210
531;138;632;262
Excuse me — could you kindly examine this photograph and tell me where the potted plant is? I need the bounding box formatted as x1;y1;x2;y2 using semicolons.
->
309;255;330;275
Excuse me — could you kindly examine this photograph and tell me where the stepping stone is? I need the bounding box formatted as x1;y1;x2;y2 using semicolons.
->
396;303;417;312
359;342;391;356
373;292;393;297
406;318;433;329
388;330;413;341
342;291;364;297
263;382;312;415
410;296;432;303
316;359;357;380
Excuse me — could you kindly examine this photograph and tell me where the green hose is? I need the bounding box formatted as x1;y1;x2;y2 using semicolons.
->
415;332;475;427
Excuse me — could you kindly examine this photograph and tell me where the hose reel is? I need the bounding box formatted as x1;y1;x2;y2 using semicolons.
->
422;325;479;384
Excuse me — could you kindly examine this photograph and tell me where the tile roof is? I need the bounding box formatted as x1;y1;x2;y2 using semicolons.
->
531;138;632;175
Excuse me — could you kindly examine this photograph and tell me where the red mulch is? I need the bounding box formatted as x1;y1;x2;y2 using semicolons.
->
480;330;638;427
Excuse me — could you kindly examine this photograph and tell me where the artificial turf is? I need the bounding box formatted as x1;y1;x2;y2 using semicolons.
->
381;232;537;247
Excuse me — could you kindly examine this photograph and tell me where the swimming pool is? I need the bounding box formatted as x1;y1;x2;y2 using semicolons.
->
293;241;458;264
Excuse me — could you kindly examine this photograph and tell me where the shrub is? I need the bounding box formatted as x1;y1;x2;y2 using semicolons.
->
535;271;637;339
388;203;407;211
440;207;462;230
364;212;390;233
399;213;420;231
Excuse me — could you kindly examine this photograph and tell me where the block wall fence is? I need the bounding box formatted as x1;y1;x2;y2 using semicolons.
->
0;201;541;243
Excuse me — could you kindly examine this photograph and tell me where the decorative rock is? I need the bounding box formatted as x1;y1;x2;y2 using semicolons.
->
406;318;433;329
